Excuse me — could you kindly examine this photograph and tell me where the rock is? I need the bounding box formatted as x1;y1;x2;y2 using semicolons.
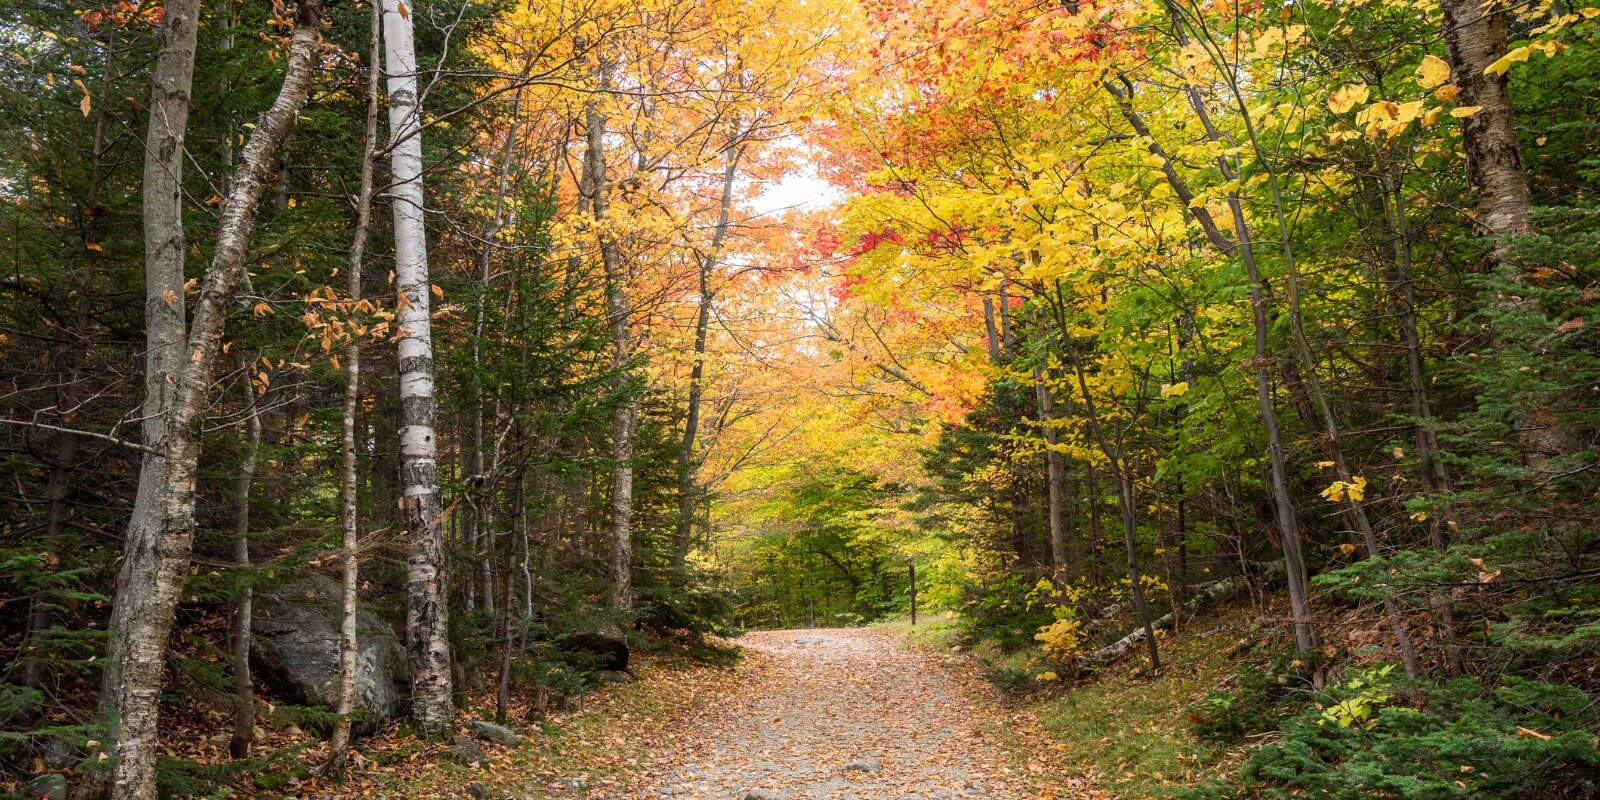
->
251;574;409;730
563;631;629;672
841;759;880;773
593;669;633;685
34;737;79;768
743;791;784;800
558;777;588;791
24;774;68;800
465;719;523;747
443;735;488;766
466;783;490;799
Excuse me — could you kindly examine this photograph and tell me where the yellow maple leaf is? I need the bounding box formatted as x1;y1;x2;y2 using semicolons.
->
1328;83;1369;114
1451;106;1482;118
1416;55;1451;89
1160;381;1190;398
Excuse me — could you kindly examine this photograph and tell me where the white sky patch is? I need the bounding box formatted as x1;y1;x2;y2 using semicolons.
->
748;166;841;218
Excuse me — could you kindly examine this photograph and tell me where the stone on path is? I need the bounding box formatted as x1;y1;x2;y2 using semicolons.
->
841;759;881;773
743;791;785;800
465;719;523;747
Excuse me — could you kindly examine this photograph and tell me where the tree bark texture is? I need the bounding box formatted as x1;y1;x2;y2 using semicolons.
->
383;0;455;736
101;4;323;797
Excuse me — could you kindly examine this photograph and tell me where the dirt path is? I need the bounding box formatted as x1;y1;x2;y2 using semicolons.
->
618;629;1031;800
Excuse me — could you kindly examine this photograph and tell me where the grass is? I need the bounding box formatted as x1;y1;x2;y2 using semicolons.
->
882;605;1255;799
1031;606;1253;798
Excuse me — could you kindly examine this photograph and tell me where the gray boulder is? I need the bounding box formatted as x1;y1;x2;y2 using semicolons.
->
251;574;409;729
443;735;488;766
465;719;523;747
24;774;68;800
841;759;880;774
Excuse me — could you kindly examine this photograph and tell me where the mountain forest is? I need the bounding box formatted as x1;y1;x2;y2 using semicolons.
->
1;0;1598;798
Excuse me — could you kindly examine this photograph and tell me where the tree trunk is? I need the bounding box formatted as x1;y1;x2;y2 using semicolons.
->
97;5;323;797
327;0;381;773
1105;75;1318;654
383;0;454;737
497;473;525;722
583;65;637;614
1034;362;1072;584
1051;304;1159;672
229;353;262;759
472;80;527;621
1439;0;1532;238
676;146;742;570
89;3;202;780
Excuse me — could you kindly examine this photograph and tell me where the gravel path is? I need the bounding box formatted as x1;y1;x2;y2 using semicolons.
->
624;629;1022;800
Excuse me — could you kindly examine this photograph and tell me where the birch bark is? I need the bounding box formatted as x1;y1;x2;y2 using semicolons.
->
99;4;323;796
383;0;455;735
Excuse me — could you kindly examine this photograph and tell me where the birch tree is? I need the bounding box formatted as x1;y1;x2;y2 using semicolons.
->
94;2;325;796
383;0;454;735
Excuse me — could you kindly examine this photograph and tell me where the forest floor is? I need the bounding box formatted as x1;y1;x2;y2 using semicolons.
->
360;628;1101;800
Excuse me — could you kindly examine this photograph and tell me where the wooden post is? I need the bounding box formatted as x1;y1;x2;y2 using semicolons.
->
909;562;917;627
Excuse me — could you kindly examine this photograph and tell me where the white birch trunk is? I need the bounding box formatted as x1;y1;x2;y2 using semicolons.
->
100;5;324;797
89;3;201;785
383;0;454;735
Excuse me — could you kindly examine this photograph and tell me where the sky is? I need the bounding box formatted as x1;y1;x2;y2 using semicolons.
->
748;163;842;219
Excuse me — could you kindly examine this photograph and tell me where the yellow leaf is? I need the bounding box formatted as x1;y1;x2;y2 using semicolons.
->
397;1;409;20
1036;671;1059;682
1338;543;1357;555
1416;54;1451;89
1348;475;1367;501
1328;83;1369;114
84;241;103;252
1315;460;1335;468
431;283;444;300
1450;106;1482;118
1394;100;1425;126
1409;511;1430;521
1433;84;1461;102
80;94;91;117
1160;381;1190;397
1583;7;1600;18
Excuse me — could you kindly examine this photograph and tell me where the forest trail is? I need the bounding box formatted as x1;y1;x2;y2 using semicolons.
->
615;629;1062;800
